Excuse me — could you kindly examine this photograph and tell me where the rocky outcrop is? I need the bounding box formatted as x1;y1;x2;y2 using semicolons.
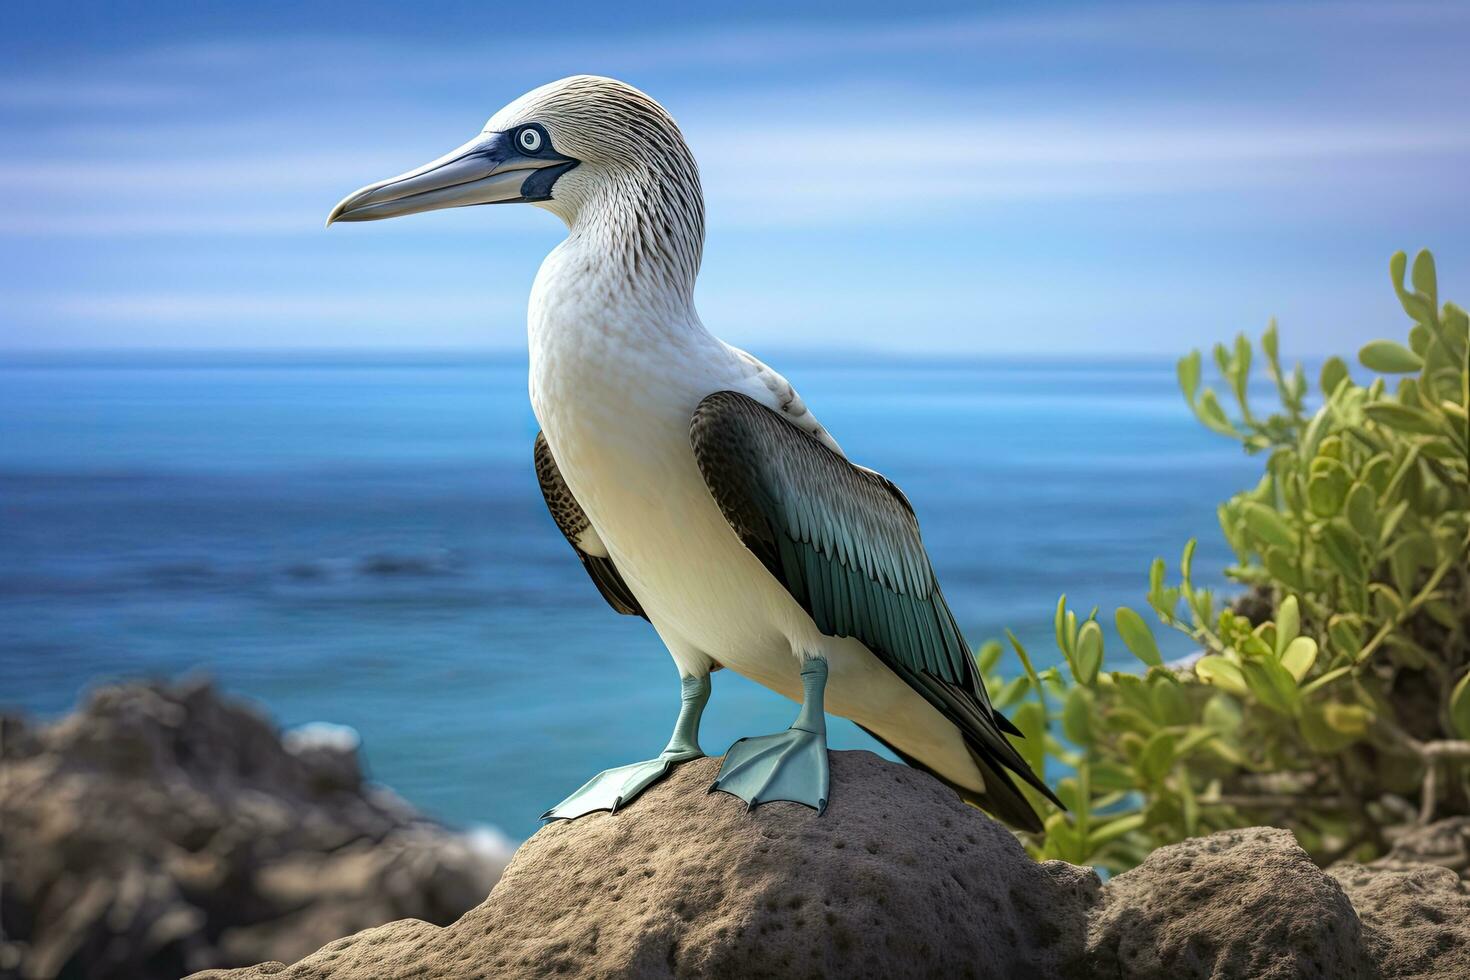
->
1088;827;1367;979
187;749;1470;980
1330;862;1470;980
186;751;1102;979
0;681;507;980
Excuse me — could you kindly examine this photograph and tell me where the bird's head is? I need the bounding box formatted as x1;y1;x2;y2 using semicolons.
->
327;75;702;236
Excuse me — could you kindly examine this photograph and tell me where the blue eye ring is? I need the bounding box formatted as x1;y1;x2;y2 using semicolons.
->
517;127;544;153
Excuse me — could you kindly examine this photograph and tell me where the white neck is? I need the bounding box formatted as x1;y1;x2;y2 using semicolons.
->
530;167;710;353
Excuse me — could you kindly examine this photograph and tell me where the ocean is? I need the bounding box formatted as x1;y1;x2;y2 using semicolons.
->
0;352;1261;840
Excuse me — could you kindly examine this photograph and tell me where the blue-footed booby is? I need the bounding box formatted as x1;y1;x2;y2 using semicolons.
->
328;75;1060;831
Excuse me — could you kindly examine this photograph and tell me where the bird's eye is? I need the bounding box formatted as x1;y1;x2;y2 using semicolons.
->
518;128;543;152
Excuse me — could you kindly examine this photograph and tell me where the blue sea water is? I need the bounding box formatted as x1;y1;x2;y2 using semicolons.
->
0;352;1261;840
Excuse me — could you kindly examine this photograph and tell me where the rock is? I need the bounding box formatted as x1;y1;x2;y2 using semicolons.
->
1087;827;1371;979
187;751;1103;980
40;721;1461;980
190;752;1470;980
1331;862;1470;980
0;681;507;980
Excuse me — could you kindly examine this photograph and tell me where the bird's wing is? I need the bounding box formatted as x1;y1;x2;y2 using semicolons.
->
534;432;646;619
727;346;844;454
689;390;1060;830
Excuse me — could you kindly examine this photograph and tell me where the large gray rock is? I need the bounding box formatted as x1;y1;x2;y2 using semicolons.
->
1087;827;1370;979
0;681;506;980
1331;862;1470;980
186;751;1102;980
118;742;1470;980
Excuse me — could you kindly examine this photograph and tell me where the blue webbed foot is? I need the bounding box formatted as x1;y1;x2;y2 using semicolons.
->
542;749;701;820
710;657;831;815
710;727;829;814
542;673;710;821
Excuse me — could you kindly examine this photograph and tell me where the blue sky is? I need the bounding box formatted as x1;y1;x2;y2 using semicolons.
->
2;1;1467;355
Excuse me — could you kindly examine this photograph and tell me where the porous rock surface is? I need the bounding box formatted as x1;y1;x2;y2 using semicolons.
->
0;681;506;980
168;750;1470;980
1330;862;1470;980
187;751;1102;979
1087;827;1367;979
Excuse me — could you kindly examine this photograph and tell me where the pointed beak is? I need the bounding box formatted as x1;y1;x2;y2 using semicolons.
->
326;130;576;226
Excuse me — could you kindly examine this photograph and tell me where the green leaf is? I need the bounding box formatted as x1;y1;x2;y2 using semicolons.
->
1115;607;1163;667
1011;699;1048;784
1242;501;1295;550
1150;678;1191;726
1319;521;1365;583
1345;483;1377;539
1359;340;1424;373
1203;692;1243;732
1307;461;1350;517
1320;356;1350;396
1062;685;1094;746
1451;671;1470;740
1195;389;1236;436
1075;620;1104;686
975;640;1002;675
1054;595;1071;656
1390;250;1436;324
1088;812;1148;849
1323;702;1371;736
1363;403;1444;436
1263;548;1306;592
994;675;1030;711
1274;595;1300;657
1196;655;1248;696
1005;629;1042;689
1177;351;1202;403
1042;812;1084;863
1411;249;1438;308
1241;657;1300;715
1138;731;1177;783
1280;636;1318;682
1300;704;1358;753
1409;323;1431;356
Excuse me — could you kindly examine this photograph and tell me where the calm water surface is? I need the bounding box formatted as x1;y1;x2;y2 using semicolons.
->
0;352;1261;839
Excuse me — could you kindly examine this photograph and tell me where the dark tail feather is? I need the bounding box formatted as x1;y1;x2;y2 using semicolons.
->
858;725;1048;834
907;668;1065;811
962;743;1046;833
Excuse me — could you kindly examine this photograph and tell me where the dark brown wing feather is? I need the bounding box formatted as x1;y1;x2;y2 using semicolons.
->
534;432;646;619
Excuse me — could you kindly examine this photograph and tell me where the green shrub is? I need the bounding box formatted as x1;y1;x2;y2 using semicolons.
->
985;250;1469;873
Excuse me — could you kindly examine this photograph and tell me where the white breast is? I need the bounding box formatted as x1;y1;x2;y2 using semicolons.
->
527;241;813;676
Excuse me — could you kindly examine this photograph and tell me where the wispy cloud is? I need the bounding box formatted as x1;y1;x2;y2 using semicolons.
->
20;291;523;324
6;110;1468;237
2;2;1466;352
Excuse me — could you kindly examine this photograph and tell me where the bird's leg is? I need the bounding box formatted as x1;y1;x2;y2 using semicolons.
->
710;657;831;815
660;672;710;761
542;673;709;821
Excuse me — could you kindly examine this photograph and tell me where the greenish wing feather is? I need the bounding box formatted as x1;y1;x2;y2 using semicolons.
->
534;432;646;620
689;391;1060;825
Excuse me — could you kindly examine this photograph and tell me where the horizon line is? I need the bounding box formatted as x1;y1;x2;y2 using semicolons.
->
0;345;1341;365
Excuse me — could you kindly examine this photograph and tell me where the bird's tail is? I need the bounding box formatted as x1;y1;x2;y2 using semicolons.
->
858;725;1049;834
